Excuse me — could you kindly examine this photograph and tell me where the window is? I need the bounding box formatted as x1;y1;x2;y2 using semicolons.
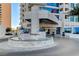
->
65;3;68;4
70;16;74;22
22;14;24;17
0;13;1;15
56;9;59;13
51;9;56;13
65;18;70;22
56;27;61;34
65;15;69;19
73;27;79;34
22;9;24;12
0;12;1;14
64;27;72;33
22;5;24;7
47;3;59;7
71;3;74;8
0;15;1;18
76;4;79;7
65;8;69;11
27;24;31;27
74;16;79;22
22;19;25;22
60;3;63;5
0;4;1;6
60;8;63;11
0;7;1;11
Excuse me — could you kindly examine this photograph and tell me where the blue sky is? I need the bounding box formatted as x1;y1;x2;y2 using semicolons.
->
11;3;20;29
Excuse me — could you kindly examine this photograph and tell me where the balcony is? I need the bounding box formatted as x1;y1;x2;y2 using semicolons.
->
59;4;69;8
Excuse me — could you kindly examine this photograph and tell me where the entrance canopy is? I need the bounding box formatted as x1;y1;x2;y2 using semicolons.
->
40;18;58;24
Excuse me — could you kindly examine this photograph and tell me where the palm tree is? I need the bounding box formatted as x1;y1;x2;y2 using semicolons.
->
69;6;79;16
69;5;79;22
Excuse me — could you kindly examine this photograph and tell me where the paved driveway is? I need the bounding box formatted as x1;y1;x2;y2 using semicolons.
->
0;37;79;56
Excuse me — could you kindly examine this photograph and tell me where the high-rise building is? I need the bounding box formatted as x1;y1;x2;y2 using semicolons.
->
20;3;60;35
0;3;11;28
20;3;79;36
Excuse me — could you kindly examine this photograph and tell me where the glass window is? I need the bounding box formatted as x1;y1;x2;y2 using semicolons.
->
0;12;1;14
56;3;59;7
70;16;74;22
23;28;30;33
59;3;63;5
47;3;59;7
76;4;79;7
65;15;69;19
57;9;59;13
71;3;74;8
51;9;58;13
0;8;1;11
74;16;79;22
0;15;1;18
22;14;24;17
22;5;24;7
40;7;52;12
27;24;31;27
64;27;72;33
73;27;79;34
75;16;78;22
60;8;63;11
22;9;24;12
0;4;1;6
65;3;68;4
65;8;69;11
65;18;70;22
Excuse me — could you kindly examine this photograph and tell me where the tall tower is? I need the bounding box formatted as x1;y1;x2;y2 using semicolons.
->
0;3;11;28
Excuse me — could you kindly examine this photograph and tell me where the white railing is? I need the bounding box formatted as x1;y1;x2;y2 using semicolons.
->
59;4;69;8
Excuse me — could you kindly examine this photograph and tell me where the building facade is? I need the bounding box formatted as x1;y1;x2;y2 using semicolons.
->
60;3;79;34
0;3;11;28
20;3;60;35
20;3;79;36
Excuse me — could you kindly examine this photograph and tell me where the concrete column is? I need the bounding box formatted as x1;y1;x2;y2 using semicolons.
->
60;13;65;35
61;3;65;35
31;5;39;34
71;27;74;34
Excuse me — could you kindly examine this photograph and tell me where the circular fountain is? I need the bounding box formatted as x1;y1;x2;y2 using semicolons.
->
7;4;56;52
8;29;56;51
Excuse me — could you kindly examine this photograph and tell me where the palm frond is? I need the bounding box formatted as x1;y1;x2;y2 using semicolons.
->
69;6;79;16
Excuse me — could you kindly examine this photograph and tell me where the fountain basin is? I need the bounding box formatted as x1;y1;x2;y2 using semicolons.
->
7;37;56;51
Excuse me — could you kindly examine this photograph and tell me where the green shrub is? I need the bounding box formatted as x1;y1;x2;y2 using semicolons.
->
6;27;11;32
